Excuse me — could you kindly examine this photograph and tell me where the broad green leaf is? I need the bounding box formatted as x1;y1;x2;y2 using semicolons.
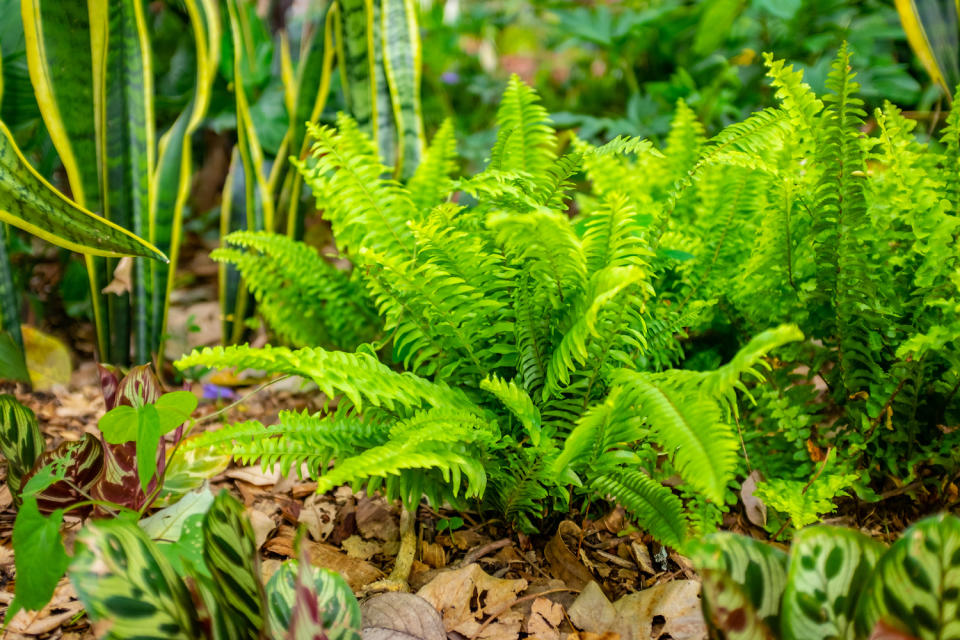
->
0;394;44;498
158;435;232;499
265;559;362;640
693;532;789;636
98;405;139;444
155;391;199;431
6;498;68;622
0;120;164;260
70;518;203;639
0;331;29;383
140;485;215;542
203;491;265;638
21;460;65;498
855;513;960;639
137;403;162;491
781;526;885;640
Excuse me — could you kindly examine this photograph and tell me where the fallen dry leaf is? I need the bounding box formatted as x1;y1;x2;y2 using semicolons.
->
356;495;399;541
246;507;276;549
6;579;83;635
568;580;705;640
226;466;282;487
417;563;528;640
631;542;655;575
266;534;383;590
360;592;446;640
101;257;132;296
741;470;767;527
343;535;383;561
544;521;593;590
298;494;337;541
22;325;72;391
526;597;564;640
418;540;446;569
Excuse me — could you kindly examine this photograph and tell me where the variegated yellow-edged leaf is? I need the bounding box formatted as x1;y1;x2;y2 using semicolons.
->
71;518;204;639
693;532;788;638
855;513;960;640
380;0;424;178
894;0;960;95
781;526;885;640
22;0;110;357
0;121;165;261
0;394;43;499
152;0;221;364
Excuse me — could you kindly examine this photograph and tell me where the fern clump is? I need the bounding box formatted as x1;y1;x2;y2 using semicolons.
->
178;76;801;545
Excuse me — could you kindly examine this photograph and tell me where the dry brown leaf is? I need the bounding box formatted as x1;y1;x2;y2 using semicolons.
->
101;257;133;296
360;592;446;640
631;542;655;575
226;466;282;486
246;507;276;549
22;326;72;391
298;494;337;541
417;563;527;639
544;521;593;590
741;470;767;527
356;495;399;541
343;535;383;561
418;540;446;569
568;580;705;640
266;534;383;589
6;579;83;635
526;597;565;640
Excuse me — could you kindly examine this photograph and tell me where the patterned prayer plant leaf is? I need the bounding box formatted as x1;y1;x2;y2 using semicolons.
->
202;490;265;638
265;558;362;640
693;532;789;638
854;513;960;640
70;518;203;639
700;568;777;640
21;433;103;514
157;435;232;499
0;394;45;500
781;525;885;640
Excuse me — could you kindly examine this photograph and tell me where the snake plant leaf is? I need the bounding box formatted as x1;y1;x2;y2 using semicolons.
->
0;394;43;500
0;121;165;261
694;532;789;638
71;518;204;639
381;0;425;178
894;0;960;95
152;0;220;364
203;490;265;639
854;513;960;639
781;526;886;640
0;222;22;355
21;433;103;514
265;558;362;640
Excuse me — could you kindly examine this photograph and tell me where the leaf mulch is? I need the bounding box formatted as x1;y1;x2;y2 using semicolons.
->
0;364;942;639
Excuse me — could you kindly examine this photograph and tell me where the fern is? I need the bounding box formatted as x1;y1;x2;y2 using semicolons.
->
211;231;378;348
408;119;458;211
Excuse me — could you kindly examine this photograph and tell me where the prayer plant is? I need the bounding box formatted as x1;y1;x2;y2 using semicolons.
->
177;75;802;547
693;513;960;640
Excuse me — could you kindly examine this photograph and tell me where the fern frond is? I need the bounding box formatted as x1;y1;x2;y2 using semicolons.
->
812;44;879;397
301;114;417;257
613;369;738;504
487;74;557;183
664;99;706;181
212;231;378;348
408;119;458;211
763;53;824;135
582;192;653;274
489;209;586;310
175;344;478;414
480;375;543;443
543;265;648;399
591;469;688;548
592;135;662;159
535;152;582;210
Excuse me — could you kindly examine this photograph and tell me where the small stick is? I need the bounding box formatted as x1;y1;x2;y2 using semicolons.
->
462;538;511;566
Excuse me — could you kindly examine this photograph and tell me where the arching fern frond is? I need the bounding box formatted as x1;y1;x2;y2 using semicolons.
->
408;119;458;211
591;470;688;549
487;75;557;183
212;231;378;348
175;344;478;414
480;375;542;443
